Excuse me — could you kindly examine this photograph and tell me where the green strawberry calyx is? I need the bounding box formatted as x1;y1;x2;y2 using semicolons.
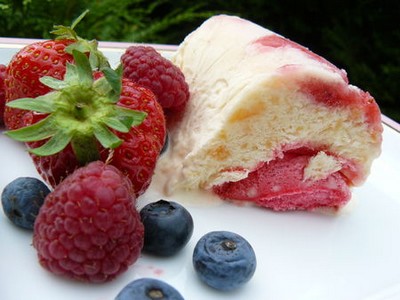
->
52;9;109;69
5;50;147;165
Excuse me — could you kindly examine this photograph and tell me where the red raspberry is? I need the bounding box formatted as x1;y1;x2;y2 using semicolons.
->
0;64;7;124
121;46;189;113
33;161;144;283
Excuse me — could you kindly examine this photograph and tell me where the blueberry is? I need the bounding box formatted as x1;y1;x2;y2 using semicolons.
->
140;200;194;256
193;231;257;291
1;177;50;230
115;278;184;300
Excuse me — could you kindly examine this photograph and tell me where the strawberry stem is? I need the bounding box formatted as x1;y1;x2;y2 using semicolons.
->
71;135;100;165
5;51;146;166
50;10;89;40
51;10;110;70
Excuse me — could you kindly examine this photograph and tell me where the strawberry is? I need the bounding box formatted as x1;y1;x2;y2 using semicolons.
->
102;81;166;195
0;63;6;124
33;161;144;283
4;39;74;130
6;51;166;197
4;10;108;130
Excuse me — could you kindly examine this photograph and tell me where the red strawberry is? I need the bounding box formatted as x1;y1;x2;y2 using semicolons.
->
103;81;166;195
0;63;6;124
33;161;144;283
121;45;190;114
6;51;166;197
4;10;108;130
4;39;75;130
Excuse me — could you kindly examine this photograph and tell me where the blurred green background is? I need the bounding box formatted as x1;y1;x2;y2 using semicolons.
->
0;0;398;122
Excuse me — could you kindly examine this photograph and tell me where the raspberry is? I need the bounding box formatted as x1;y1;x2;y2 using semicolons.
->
32;161;144;283
121;46;189;113
0;64;6;124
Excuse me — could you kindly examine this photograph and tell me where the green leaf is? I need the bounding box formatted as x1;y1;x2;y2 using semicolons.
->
50;10;89;41
5;96;56;114
102;66;122;95
115;107;147;126
71;9;90;30
93;76;112;95
119;116;138;129
29;131;72;156
93;124;123;149
89;51;99;69
102;117;132;133
65;42;91;55
72;50;93;87
51;25;77;40
4;117;57;142
114;64;123;77
40;76;69;90
63;63;79;83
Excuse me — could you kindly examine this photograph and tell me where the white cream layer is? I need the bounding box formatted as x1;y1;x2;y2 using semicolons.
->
155;15;382;195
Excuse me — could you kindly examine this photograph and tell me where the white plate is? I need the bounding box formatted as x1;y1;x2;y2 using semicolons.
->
1;40;400;300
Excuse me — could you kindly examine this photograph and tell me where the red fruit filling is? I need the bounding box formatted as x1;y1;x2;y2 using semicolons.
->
299;78;382;133
213;149;351;211
253;35;382;133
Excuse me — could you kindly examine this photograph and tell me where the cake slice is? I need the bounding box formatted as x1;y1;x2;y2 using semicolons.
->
155;15;383;211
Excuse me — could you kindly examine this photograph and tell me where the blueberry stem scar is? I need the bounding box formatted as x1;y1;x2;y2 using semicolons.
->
222;240;237;251
148;288;163;299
